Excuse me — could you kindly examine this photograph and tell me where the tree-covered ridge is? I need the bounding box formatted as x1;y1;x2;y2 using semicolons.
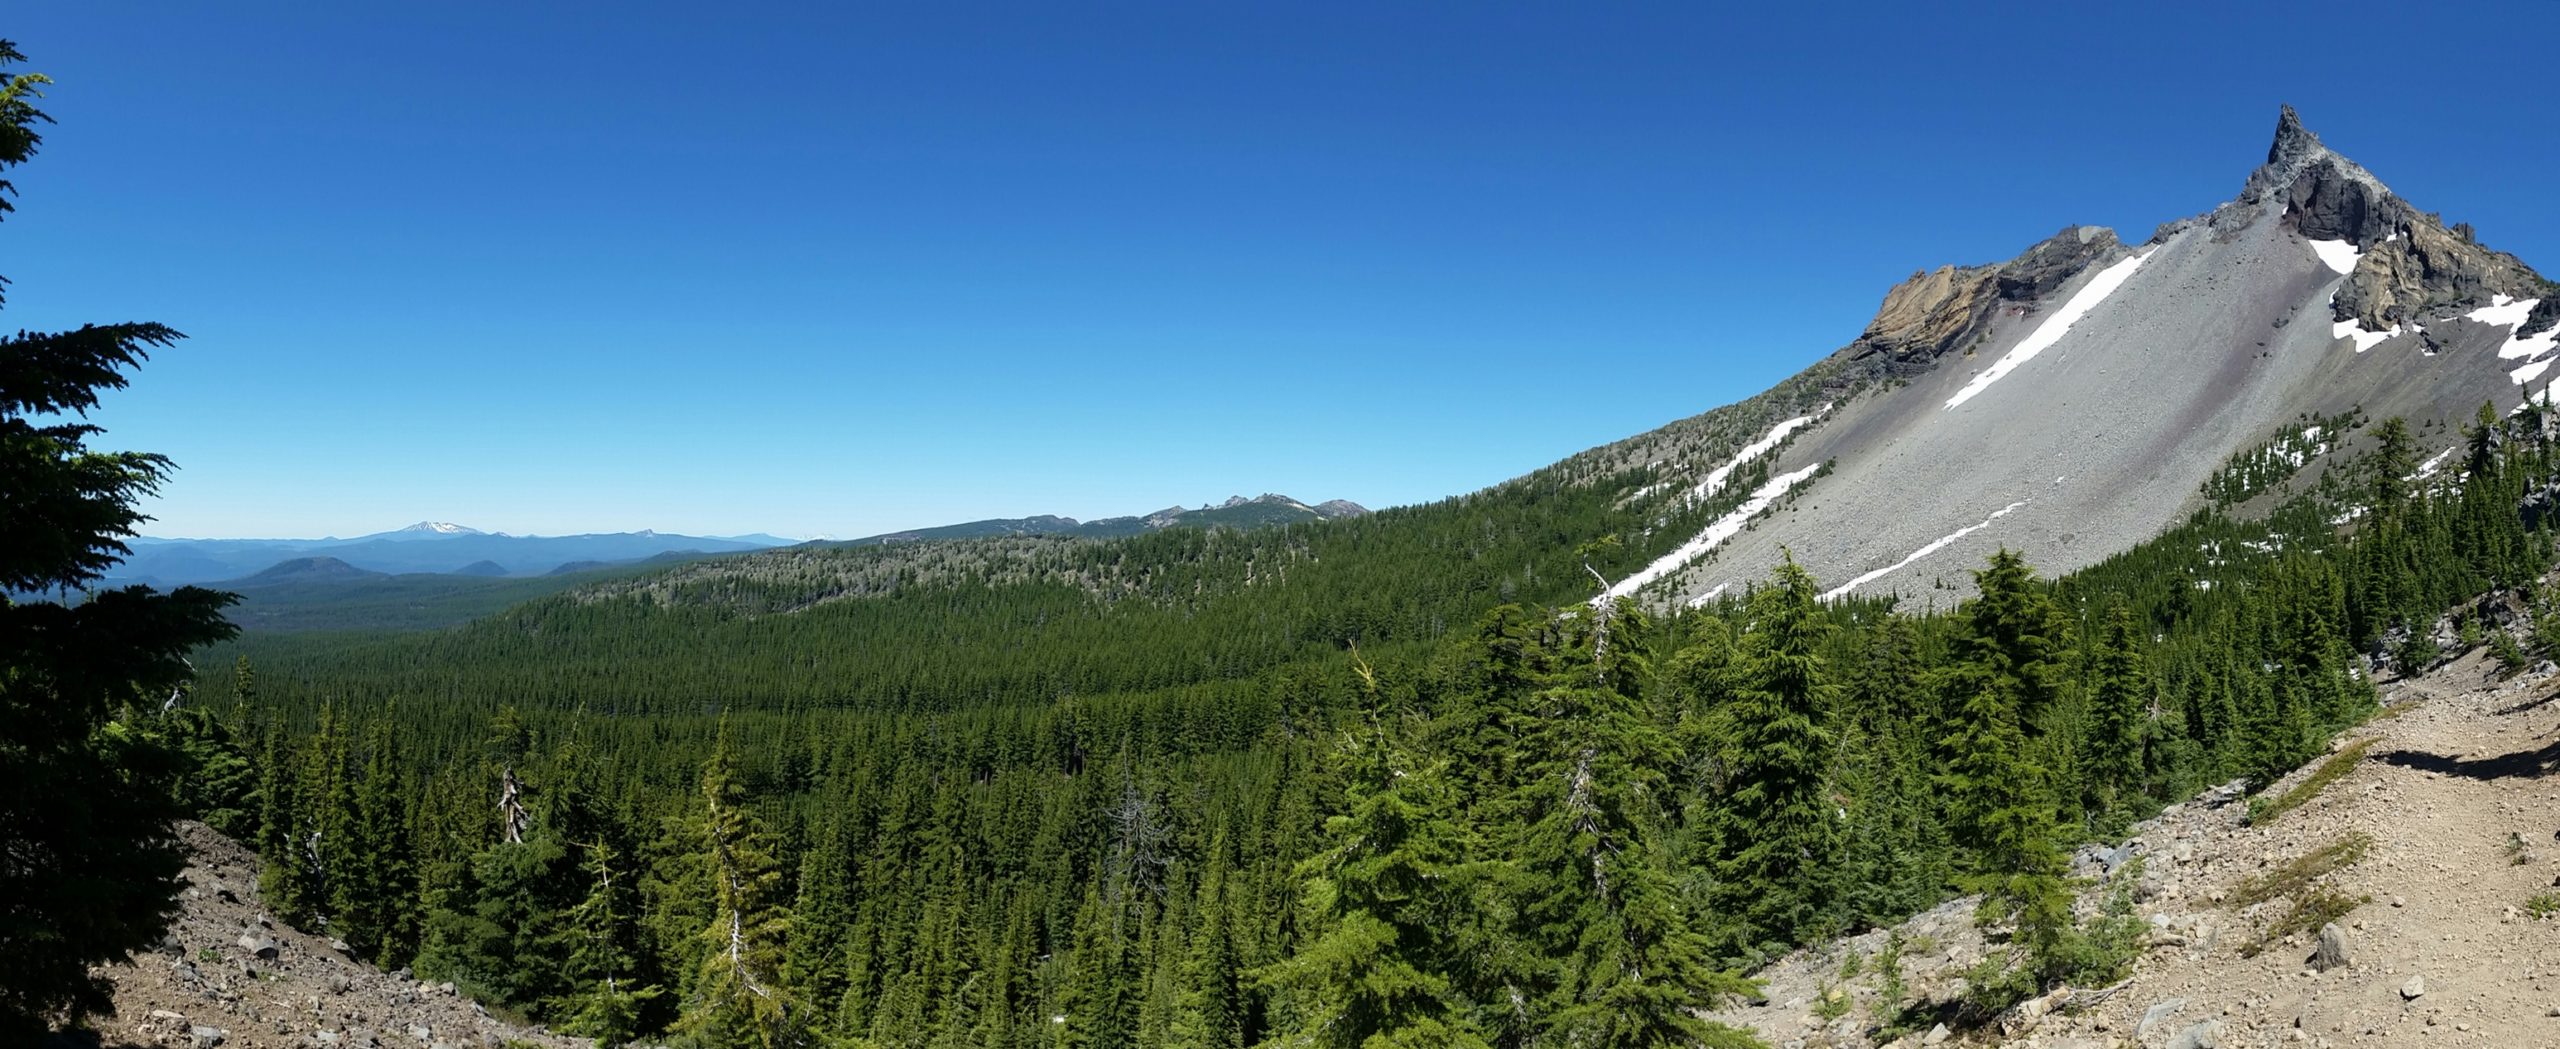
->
187;394;2560;1047
214;424;1830;715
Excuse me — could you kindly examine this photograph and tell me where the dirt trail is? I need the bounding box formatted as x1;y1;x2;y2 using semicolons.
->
84;821;586;1049
1717;648;2560;1049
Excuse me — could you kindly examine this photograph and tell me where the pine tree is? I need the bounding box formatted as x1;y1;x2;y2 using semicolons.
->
1507;617;1761;1048
552;837;663;1048
1259;698;1489;1049
2371;416;2417;514
2083;604;2149;815
1710;553;1842;956
0;41;239;1035
333;718;416;963
1936;551;2072;1000
674;724;797;1047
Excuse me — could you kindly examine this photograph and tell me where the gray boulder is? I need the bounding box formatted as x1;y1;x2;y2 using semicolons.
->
2311;921;2351;972
2166;1019;2225;1049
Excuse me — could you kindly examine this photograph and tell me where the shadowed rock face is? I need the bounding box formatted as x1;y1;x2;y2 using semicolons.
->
2287;157;2397;243
2235;105;2550;330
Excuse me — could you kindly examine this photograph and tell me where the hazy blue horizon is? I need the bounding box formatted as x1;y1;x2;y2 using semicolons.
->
12;2;2559;539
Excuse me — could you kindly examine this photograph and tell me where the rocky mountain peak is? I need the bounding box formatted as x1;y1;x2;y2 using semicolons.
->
2215;106;2548;331
2266;103;2318;167
2240;105;2394;224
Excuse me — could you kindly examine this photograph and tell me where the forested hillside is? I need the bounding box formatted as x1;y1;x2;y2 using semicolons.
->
173;396;2560;1048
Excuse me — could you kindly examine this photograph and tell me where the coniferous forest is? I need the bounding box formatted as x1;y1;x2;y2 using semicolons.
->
146;396;2558;1049
12;32;2560;1049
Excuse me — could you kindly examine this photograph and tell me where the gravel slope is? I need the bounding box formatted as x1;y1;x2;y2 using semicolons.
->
1709;639;2560;1049
1656;193;2520;607
83;822;587;1049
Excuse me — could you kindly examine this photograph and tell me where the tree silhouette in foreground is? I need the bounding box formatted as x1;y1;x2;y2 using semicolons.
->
0;39;238;1037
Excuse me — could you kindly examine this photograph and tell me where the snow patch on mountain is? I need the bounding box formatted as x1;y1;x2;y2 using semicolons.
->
1945;250;2152;409
1820;499;2030;602
2306;238;2360;275
1600;463;1821;604
2414;447;2458;478
1695;407;1828;499
2470;294;2538;331
2332;315;2401;352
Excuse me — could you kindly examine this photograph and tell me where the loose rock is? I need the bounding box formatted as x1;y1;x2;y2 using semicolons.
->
2167;1019;2225;1049
2311;922;2351;972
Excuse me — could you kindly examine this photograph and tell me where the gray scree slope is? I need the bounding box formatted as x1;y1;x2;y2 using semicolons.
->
1618;107;2548;606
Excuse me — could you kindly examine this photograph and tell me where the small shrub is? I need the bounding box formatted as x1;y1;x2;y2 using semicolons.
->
2230;832;2375;957
2248;739;2373;826
2230;832;2373;909
1812;981;1852;1022
2493;629;2529;673
1837;949;1864;980
2399;633;2442;674
2534;610;2560;655
1874;931;1909;1035
2243;882;2368;957
2525;892;2560;920
2509;832;2530;866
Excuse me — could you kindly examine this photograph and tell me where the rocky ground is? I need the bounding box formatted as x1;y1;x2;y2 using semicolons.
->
1712;643;2560;1049
78;821;586;1049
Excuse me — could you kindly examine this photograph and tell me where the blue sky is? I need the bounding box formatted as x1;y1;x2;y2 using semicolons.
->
11;2;2560;539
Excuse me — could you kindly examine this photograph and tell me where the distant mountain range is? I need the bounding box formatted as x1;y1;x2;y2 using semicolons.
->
114;523;792;586
108;497;1371;629
835;494;1368;547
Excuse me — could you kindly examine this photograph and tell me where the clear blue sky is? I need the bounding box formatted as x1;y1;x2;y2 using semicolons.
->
12;2;2560;539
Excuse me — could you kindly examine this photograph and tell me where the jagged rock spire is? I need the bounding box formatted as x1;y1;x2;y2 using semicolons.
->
2267;103;2320;166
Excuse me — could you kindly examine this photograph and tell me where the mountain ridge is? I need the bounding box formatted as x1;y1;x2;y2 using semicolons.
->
1570;105;2553;607
836;492;1369;547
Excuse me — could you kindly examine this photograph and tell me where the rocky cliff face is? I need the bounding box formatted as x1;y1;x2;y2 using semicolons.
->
1849;226;2124;376
2237;105;2549;332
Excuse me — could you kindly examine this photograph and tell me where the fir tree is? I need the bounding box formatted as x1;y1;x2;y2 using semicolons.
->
674;724;796;1047
1506;616;1761;1048
1710;553;1842;956
1259;694;1489;1049
553;837;664;1048
2083;603;2149;815
1169;843;1245;1049
2370;416;2416;514
1936;551;2072;999
0;41;238;1035
333;717;416;962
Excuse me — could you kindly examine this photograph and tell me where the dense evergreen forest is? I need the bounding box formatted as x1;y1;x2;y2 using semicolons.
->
136;398;2560;1048
8;27;2557;1049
